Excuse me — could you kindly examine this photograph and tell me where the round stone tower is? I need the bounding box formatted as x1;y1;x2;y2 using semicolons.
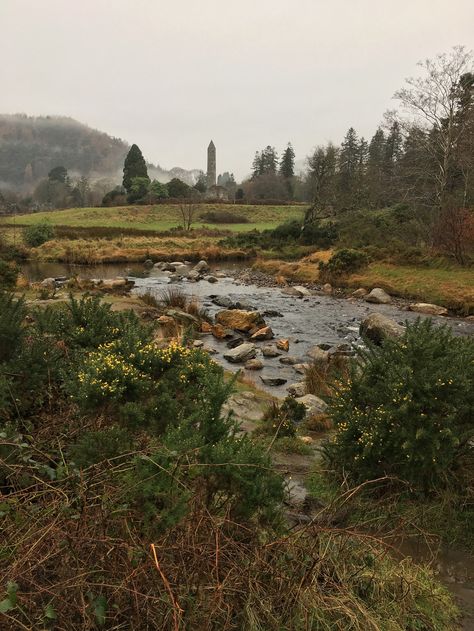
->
207;140;216;188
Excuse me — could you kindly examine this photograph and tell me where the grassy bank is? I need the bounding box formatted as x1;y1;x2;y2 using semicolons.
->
254;254;474;314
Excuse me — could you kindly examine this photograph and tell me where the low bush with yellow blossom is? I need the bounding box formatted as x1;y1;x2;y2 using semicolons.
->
324;319;474;493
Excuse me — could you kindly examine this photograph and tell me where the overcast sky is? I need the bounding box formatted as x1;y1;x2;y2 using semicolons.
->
1;0;473;179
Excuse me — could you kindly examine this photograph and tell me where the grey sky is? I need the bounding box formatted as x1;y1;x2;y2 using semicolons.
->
1;0;473;180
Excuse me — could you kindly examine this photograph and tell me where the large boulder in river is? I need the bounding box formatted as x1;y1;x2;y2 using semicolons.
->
216;309;266;333
360;312;405;345
298;394;328;417
365;287;391;304
193;260;210;273
409;303;448;316
223;343;257;363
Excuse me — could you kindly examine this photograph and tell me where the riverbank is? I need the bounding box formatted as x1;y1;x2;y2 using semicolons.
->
254;254;474;315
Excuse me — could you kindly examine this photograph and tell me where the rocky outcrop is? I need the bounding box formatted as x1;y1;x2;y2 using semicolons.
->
193;260;210;273
215;310;266;333
409;303;448;316
365;287;391;304
223;343;257;363
360;312;405;345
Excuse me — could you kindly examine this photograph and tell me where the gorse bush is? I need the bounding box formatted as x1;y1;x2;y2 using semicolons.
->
0;260;18;289
23;220;55;247
325;320;474;493
318;248;369;280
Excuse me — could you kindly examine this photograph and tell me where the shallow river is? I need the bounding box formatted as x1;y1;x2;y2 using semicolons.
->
22;260;474;627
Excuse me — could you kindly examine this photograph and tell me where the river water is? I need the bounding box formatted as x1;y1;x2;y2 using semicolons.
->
21;260;474;627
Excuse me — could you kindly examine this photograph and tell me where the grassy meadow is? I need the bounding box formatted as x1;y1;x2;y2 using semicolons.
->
2;203;305;233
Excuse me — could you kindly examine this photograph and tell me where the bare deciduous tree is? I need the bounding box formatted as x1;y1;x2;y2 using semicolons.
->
179;201;199;231
393;46;473;211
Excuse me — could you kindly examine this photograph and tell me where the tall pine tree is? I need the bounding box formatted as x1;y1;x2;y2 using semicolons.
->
279;143;295;178
123;144;149;193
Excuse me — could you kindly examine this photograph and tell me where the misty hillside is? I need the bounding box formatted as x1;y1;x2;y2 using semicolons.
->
0;114;199;190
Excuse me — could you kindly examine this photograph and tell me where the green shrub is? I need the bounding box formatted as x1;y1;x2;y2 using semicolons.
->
200;210;249;224
0;260;18;289
300;221;338;247
23;221;55;247
0;293;26;363
256;396;306;439
319;248;369;280
325;320;474;493
71;427;133;467
271;220;302;241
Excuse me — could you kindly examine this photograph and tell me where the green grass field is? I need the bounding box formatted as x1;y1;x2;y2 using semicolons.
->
2;203;306;233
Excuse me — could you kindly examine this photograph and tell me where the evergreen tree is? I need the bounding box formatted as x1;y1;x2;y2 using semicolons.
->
251;151;264;179
122;144;149;193
279;143;295;179
261;146;278;174
338;127;359;208
48;166;68;184
367;128;386;207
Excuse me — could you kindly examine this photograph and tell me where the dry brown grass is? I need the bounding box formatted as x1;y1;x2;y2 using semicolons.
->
305;355;351;399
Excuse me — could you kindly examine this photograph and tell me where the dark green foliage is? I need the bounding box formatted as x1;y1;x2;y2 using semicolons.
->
325;320;474;493
167;177;191;198
71;427;133;467
127;176;151;203
122;144;149;193
0;260;18;289
300;220;338;247
318;248;369;280
23;221;55;247
271;220;302;241
279;143;295;179
102;186;127;207
48;165;68;183
0;293;26;363
200;210;248;224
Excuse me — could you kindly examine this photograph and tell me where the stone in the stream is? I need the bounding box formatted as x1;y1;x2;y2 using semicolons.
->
187;270;201;282
245;358;264;370
144;259;153;267
206;276;218;283
201;321;213;333
263;309;284;318
193;340;204;348
365;287;391;304
317;343;332;351
281;286;302;297
223;343;257;363
292;285;312;297
322;283;332;294
165;309;199;325
293;363;310;374
212;324;232;339
211;295;234;308
360;312;405;345
262;345;281;358
250;326;274;341
409;303;448;316
279;356;300;365
352;287;368;298
298;394;328;417
226;337;245;349
287;382;306;397
307;346;329;363
193;260;210;273
260;376;287;387
276;339;289;352
41;277;56;289
215;309;266;333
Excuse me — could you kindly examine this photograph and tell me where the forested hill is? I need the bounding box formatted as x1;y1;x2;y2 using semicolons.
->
0;114;199;190
0;114;130;189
